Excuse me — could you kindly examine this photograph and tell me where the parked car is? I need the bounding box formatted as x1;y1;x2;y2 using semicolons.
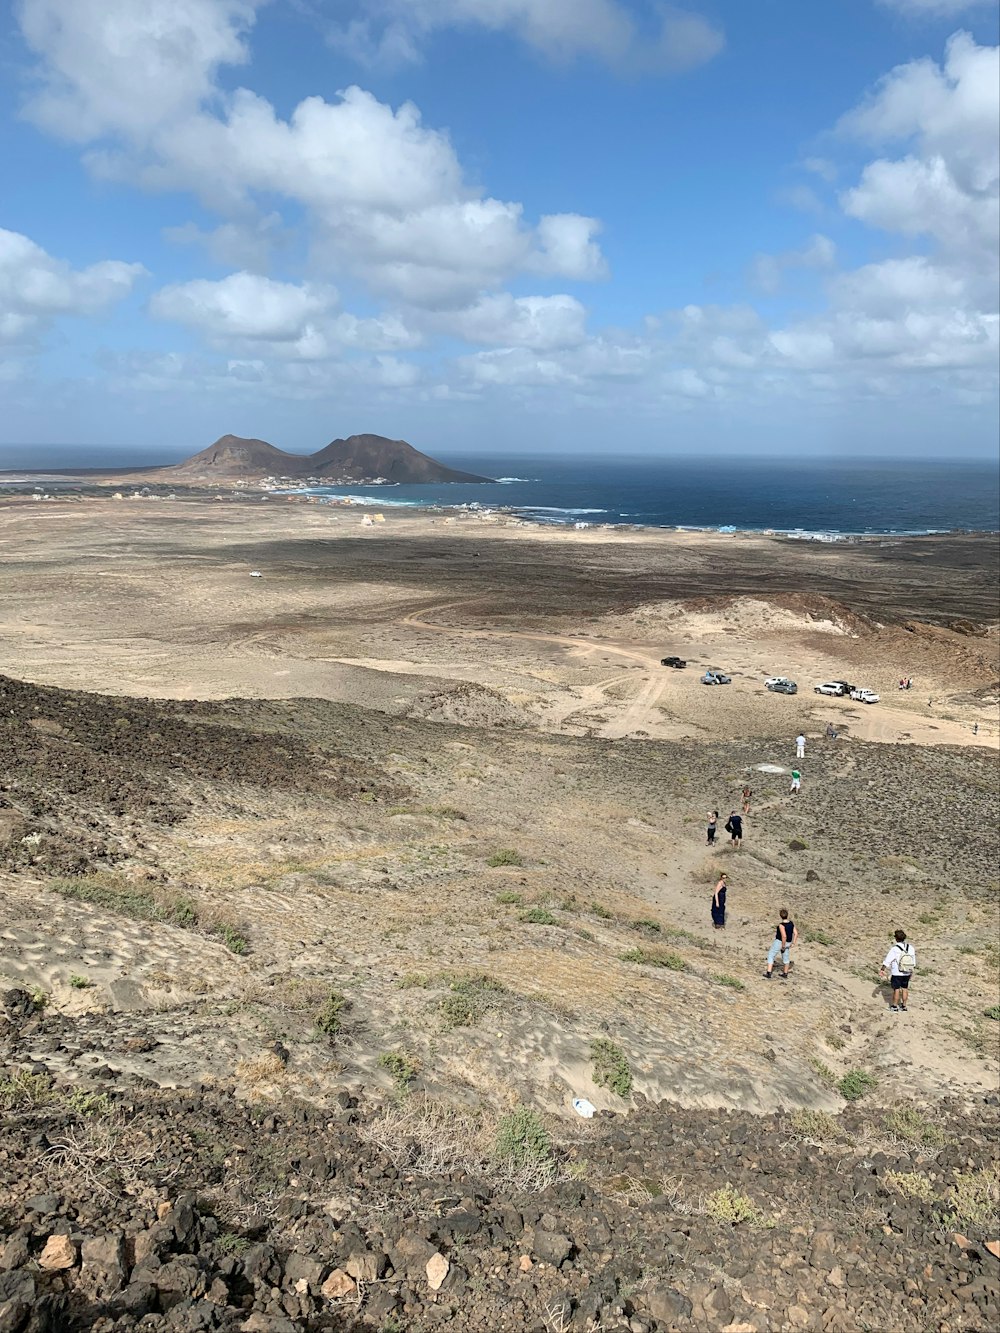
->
660;656;687;668
850;687;880;704
815;682;847;696
764;675;792;688
767;679;798;694
702;671;732;685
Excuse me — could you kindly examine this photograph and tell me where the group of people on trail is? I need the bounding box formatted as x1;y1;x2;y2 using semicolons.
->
710;881;917;1007
701;729;916;1011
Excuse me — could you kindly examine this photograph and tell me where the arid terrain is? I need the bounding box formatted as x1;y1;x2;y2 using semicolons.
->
1;495;998;1333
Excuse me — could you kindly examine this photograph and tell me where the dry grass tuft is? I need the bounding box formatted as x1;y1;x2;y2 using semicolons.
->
235;1051;287;1086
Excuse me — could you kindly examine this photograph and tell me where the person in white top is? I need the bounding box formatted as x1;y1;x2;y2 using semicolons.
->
796;734;806;759
880;928;916;1013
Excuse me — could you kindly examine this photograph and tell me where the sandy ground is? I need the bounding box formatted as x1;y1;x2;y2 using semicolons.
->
1;494;997;1121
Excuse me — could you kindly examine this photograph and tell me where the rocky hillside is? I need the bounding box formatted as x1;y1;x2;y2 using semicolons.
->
164;434;491;484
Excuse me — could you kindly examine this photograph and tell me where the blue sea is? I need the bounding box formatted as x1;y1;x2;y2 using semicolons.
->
303;456;999;537
1;449;997;536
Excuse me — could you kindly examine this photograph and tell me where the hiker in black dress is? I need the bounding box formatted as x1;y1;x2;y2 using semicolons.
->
711;874;728;929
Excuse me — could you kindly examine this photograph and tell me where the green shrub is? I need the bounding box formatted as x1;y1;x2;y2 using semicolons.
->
838;1069;877;1102
631;918;662;934
804;928;834;946
590;902;613;920
591;1038;632;1098
0;1071;54;1110
65;1088;112;1117
219;925;249;955
713;973;745;991
438;975;506;1028
69;974;93;989
882;1106;947;1148
943;1166;1000;1230
790;1109;842;1141
486;849;524;868
706;1185;770;1227
809;1057;837;1088
494;1106;552;1169
496;891;524;905
620;946;687;971
379;1051;418;1091
884;1171;934;1202
315;991;349;1036
984;1004;1000;1021
520;907;557;925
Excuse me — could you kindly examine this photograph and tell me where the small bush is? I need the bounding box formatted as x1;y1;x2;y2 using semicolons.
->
884;1171;935;1202
984;1004;1000;1021
315;990;349;1037
631;918;662;934
217;1232;250;1257
713;973;745;991
943;1166;1000;1230
219;925;249;955
591;1038;632;1098
882;1106;947;1148
590;902;613;920
438;974;506;1028
809;1058;837;1088
379;1051;418;1091
620;946;687;971
496;891;524;905
424;806;467;820
0;1071;54;1110
494;1106;552;1170
706;1185;770;1227
69;975;93;990
790;1109;842;1141
838;1069;877;1102
520;907;557;925
66;1089;112;1117
804;928;834;946
487;849;524;868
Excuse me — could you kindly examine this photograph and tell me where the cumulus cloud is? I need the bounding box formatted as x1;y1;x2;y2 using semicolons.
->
0;226;144;348
16;0;607;309
150;272;336;341
434;294;589;350
749;234;837;295
326;0;724;75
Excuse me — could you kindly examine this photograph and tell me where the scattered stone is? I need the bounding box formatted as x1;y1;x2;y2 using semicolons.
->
426;1252;450;1291
38;1235;77;1270
320;1268;356;1300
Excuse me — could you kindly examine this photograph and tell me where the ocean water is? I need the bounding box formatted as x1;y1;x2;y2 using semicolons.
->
2;449;996;535
303;456;999;536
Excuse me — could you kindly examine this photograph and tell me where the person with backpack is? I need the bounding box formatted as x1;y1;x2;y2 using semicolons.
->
880;929;916;1012
724;809;743;848
764;909;798;980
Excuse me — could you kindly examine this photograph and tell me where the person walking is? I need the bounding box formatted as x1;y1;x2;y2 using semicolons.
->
711;873;728;930
741;784;752;816
707;809;719;846
880;929;916;1012
796;733;806;759
789;768;801;794
764;909;798;980
725;809;743;848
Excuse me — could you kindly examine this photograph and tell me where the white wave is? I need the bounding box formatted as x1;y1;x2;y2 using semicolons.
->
495;476;538;483
518;505;607;515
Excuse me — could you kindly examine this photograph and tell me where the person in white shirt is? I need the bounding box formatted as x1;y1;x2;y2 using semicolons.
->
796;734;806;759
880;929;916;1013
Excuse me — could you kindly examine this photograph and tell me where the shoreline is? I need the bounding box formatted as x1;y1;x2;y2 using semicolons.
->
0;474;997;541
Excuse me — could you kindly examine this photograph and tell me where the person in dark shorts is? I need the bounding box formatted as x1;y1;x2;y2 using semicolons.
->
725;810;743;847
880;929;916;1012
707;810;719;845
711;874;728;929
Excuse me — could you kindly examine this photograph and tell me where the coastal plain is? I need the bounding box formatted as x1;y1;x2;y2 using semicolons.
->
1;493;998;1333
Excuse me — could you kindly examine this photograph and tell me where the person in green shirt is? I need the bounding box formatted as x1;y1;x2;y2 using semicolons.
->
789;768;801;794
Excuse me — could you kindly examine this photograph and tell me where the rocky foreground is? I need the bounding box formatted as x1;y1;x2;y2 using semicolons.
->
2;987;998;1333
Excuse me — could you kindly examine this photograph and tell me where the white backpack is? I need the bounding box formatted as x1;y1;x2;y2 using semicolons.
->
896;943;915;975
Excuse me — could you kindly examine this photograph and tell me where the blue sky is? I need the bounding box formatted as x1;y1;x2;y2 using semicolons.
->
1;0;997;460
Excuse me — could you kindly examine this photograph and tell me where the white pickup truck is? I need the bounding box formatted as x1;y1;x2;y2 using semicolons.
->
849;688;880;704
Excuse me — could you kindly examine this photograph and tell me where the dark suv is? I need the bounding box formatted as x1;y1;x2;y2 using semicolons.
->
660;656;686;668
766;679;798;695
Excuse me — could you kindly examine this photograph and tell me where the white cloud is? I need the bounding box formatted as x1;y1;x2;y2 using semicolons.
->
17;2;607;310
325;1;724;75
749;234;837;295
0;227;144;348
163;213;287;270
150;272;336;341
435;294;588;350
